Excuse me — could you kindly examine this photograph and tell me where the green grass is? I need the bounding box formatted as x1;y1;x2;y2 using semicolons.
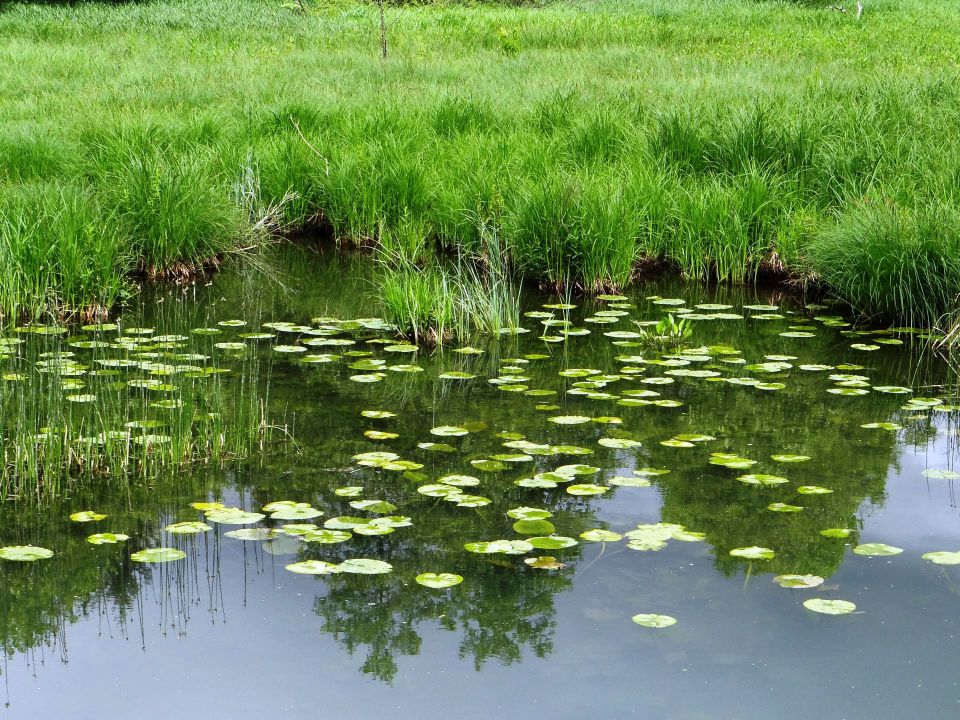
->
1;0;960;326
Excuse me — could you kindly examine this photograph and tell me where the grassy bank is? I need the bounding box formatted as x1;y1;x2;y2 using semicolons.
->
1;0;959;327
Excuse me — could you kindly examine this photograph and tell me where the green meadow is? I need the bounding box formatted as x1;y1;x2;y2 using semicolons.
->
1;0;959;330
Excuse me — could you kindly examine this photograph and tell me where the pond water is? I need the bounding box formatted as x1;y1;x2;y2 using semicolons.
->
1;247;959;719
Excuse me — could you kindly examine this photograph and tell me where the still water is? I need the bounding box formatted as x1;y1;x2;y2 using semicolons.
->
1;247;958;719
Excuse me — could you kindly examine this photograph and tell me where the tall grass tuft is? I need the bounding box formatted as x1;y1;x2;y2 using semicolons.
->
808;201;960;327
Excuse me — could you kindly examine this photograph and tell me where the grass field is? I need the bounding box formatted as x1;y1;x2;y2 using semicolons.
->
1;0;959;328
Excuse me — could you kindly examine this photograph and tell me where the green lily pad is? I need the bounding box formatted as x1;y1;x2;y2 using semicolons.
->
302;529;352;543
548;415;592;425
820;528;853;538
269;503;323;521
415;572;463;588
349;499;397;514
225;528;279;541
166;521;212;534
464;540;533;555
580;529;622;542
205;508;265;524
566;484;609;496
773;574;824;589
70;510;107;523
730;546;775;560
631;613;677;628
512;519;557;535
279;523;319;536
507;506;553;520
797;485;833;495
768;502;803;513
286;560;342;575
524;556;566;569
922;551;960;565
430;426;469;437
0;545;54;561
737;474;788;486
131;547;186;563
609;476;652;488
527;536;578;550
338;558;394;574
922;469;960;480
853;543;903;556
87;533;130;545
861;422;902;431
771;454;811;463
803;598;856;615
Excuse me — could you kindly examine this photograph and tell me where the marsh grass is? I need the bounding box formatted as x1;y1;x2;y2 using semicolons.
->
0;326;286;501
1;0;959;325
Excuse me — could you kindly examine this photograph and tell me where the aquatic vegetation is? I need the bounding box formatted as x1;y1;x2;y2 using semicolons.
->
631;614;677;628
773;574;824;589
0;317;287;500
415;572;464;589
130;547;186;563
0;545;53;561
853;543;903;557
803;598;857;615
0;247;958;711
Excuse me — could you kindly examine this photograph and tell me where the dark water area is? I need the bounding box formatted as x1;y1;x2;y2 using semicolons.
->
1;247;958;719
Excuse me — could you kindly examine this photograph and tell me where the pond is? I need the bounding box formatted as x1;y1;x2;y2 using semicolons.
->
1;246;958;719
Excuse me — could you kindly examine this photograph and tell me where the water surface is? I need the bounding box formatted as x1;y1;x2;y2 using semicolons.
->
1;247;958;719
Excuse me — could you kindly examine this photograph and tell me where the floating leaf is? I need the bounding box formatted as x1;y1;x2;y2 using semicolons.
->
820;528;853;538
205;508;266;524
70;510;107;523
225;528;278;541
730;546;775;560
598;437;642;449
737;474;788;486
279;523;318;536
768;502;803;513
548;415;592;425
464;540;533;555
415;572;463;588
131;547;185;563
471;459;507;472
527;536;578;550
512;519;556;535
580;529;622;542
349;499;397;514
773;574;824;589
771;454;811;463
87;533;130;545
507;506;553;520
632;613;677;628
922;469;960;480
803;598;856;615
190;501;224;512
338;558;394;574
0;545;53;562
334;486;364;497
524;556;566;570
566;484;609;496
861;422;902;431
270;503;323;521
166;521;212;534
797;485;833;495
853;543;903;556
286;560;341;575
922;551;960;565
430;426;469;437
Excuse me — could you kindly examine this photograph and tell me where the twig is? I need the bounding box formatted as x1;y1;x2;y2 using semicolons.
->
289;117;330;176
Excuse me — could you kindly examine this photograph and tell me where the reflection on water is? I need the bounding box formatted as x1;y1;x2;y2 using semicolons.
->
1;246;959;718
